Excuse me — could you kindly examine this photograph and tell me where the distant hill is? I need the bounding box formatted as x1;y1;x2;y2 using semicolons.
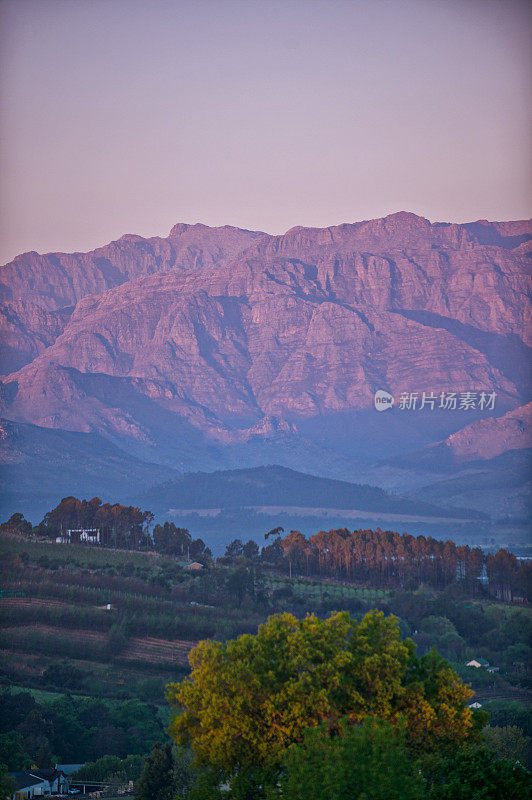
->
0;418;180;521
141;465;490;554
142;464;484;520
405;449;532;519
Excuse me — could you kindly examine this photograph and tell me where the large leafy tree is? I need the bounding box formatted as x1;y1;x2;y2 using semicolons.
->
166;610;474;781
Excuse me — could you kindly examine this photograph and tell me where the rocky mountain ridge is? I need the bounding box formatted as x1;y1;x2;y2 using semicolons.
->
1;211;530;521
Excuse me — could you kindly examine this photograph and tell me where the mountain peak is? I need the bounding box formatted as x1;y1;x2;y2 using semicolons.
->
168;222;211;238
382;210;430;225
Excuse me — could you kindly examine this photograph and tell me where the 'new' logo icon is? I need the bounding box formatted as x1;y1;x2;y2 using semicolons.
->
374;390;394;411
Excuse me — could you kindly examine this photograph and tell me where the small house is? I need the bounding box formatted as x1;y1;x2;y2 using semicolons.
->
68;528;101;544
468;701;483;709
9;772;47;799
28;768;69;794
465;658;489;668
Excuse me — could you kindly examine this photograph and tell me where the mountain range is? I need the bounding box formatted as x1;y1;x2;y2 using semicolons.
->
1;211;530;536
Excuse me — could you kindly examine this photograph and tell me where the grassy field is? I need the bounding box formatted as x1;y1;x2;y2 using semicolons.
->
6;682;82;703
0;535;164;569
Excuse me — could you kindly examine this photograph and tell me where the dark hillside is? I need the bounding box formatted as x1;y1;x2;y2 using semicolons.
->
142;465;484;519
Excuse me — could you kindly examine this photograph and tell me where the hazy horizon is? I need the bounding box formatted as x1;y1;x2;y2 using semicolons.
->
1;0;531;264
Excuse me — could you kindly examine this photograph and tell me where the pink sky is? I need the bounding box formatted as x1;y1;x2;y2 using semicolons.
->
1;0;531;264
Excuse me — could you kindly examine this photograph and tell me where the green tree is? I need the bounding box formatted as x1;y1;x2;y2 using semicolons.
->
47;696;90;763
0;512;32;534
134;742;174;800
224;540;244;559
280;718;424;800
153;523;192;556
484;725;531;769
421;745;531;799
0;731;31;771
16;708;55;767
242;540;259;561
0;691;37;733
166;611;474;785
0;765;16;800
483;700;532;737
225;567;254;605
34;737;54;768
172;746;197;799
73;754;144;783
106;622;130;656
260;538;284;564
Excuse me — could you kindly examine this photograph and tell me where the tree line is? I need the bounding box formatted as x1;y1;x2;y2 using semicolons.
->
3;504;530;600
223;527;531;601
1;500;211;560
0;691;162;771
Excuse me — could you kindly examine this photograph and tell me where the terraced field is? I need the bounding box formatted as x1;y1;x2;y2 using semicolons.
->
0;535;261;699
1;622;195;666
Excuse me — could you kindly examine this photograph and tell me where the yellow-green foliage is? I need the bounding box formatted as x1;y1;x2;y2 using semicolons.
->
166;610;474;774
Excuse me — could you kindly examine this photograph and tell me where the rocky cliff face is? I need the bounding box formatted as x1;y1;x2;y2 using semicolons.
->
441;401;532;461
0;223;263;373
1;212;530;512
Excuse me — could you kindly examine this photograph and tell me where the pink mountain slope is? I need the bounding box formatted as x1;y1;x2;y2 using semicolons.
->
1;212;530;500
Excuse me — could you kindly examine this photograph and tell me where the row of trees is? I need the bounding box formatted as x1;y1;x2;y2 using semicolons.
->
2;501;211;560
36;497;153;549
152;521;210;561
487;548;530;603
224;527;531;600
3;506;530;599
